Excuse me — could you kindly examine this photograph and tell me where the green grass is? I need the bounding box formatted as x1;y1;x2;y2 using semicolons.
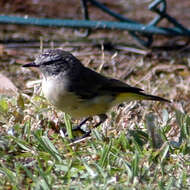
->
0;1;189;189
0;94;190;190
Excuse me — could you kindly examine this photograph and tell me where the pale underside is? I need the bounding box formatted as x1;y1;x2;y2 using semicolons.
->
42;76;145;118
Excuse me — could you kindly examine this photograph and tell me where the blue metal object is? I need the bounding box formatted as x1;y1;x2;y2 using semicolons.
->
0;15;188;35
85;0;190;46
0;0;189;47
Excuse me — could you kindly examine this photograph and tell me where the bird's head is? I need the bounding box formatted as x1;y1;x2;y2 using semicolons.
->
23;49;80;77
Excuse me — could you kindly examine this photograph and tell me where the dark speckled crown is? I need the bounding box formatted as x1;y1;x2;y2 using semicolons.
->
34;49;83;77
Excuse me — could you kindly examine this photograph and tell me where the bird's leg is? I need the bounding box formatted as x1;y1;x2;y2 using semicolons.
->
72;117;91;134
77;114;108;138
93;114;108;129
70;114;108;141
62;117;90;138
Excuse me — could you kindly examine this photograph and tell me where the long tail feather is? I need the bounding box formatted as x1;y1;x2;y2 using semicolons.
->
141;93;170;103
113;92;171;105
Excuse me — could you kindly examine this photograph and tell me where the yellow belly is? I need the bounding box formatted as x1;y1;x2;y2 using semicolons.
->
47;92;112;118
42;76;147;118
42;77;112;118
63;95;112;118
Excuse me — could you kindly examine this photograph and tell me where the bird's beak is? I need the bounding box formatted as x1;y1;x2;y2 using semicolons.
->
22;62;39;67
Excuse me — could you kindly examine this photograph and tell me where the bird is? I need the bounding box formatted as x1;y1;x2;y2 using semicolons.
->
23;49;170;138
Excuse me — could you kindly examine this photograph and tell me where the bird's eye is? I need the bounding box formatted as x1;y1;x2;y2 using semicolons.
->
42;57;62;65
42;60;57;65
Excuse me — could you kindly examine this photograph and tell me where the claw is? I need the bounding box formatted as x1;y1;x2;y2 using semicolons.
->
63;114;108;141
71;114;108;141
72;117;90;133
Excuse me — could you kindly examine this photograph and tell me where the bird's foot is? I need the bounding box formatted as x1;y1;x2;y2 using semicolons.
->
72;117;91;134
66;117;91;142
71;114;108;141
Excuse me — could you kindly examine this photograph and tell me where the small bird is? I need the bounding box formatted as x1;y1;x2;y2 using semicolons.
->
23;49;170;137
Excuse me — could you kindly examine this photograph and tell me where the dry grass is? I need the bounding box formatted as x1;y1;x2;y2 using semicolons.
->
0;0;190;189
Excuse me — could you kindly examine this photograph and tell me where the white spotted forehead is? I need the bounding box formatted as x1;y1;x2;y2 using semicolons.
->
34;49;63;64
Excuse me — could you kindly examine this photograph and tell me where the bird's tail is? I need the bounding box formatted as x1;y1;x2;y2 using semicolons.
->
140;93;170;103
113;92;170;105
